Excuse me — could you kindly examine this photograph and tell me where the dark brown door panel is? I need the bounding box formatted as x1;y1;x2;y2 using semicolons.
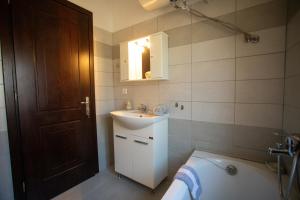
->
10;0;98;199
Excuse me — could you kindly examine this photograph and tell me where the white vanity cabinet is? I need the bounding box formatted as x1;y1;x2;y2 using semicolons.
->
113;117;168;189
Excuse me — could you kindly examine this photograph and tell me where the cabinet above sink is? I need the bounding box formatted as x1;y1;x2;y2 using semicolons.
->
120;32;168;82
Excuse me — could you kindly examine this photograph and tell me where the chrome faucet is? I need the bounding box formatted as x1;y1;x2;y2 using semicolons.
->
137;104;147;113
268;143;289;156
268;135;300;157
268;134;300;200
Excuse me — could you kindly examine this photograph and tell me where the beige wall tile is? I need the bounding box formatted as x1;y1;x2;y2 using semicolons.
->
112;27;133;45
94;26;113;45
285;75;300;108
236;79;284;104
112;45;120;59
165;24;192;48
283;105;300;133
192;59;235;82
236;53;285;80
236;26;286;57
191;0;235;23
192;13;235;44
286;43;300;77
159;83;191;102
94;42;113;59
192;81;235;102
157;10;191;31
132;18;157;39
112;59;120;73
192;102;235;124
192;36;235;62
96;100;115;115
233;125;280;151
94;57;113;73
236;0;287;32
235;103;283;129
169;45;191;65
131;84;160;107
190;121;234;145
94;72;114;87
114;99;126;110
167;63;192;83
95;86;114;101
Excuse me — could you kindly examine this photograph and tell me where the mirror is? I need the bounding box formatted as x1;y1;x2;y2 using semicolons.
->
120;32;168;81
128;36;151;80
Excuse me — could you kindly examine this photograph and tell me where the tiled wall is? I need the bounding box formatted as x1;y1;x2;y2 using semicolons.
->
284;2;300;198
93;27;115;170
284;1;300;135
0;44;14;199
112;0;286;172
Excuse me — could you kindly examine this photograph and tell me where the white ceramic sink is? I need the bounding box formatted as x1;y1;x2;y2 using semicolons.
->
110;110;168;130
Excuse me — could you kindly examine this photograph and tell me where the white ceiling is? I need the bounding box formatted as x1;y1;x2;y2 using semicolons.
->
69;0;175;32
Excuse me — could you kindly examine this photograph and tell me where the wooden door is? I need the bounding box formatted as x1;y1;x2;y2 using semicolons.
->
11;0;98;199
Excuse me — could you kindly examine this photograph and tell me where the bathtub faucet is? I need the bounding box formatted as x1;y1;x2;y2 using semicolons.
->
268;134;300;200
268;135;300;157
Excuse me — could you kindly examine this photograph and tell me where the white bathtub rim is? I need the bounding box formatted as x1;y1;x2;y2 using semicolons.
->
190;150;277;181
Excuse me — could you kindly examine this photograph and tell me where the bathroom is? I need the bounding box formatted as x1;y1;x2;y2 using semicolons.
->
0;0;300;199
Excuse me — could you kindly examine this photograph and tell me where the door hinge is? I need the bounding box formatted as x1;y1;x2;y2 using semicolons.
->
22;182;26;193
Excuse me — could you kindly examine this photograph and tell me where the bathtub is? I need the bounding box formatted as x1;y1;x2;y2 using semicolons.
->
162;151;280;200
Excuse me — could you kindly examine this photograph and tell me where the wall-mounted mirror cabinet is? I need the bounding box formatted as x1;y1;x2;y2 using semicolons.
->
120;32;168;81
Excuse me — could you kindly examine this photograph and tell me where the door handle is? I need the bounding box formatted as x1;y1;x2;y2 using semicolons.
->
81;96;90;118
134;140;148;145
116;135;127;139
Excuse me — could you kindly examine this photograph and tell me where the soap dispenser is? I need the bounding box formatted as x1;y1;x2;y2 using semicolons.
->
126;100;132;110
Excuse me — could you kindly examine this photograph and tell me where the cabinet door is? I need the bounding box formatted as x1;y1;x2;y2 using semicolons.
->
150;34;163;79
114;133;132;177
120;42;129;81
132;136;154;188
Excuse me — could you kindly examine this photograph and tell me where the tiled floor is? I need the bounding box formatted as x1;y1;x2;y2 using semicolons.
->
53;169;173;200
